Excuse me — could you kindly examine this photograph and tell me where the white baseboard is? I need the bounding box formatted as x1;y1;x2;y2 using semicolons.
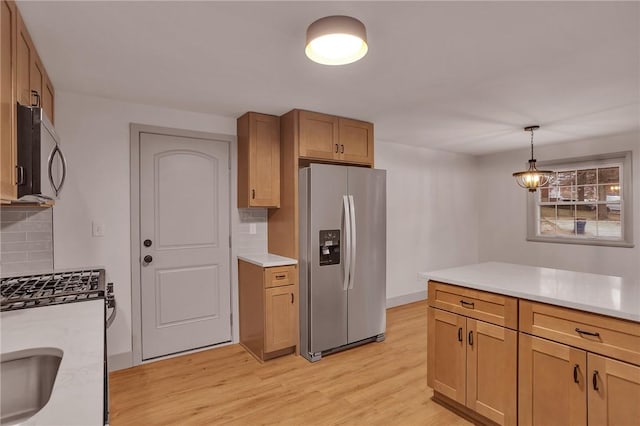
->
108;351;133;372
386;290;427;308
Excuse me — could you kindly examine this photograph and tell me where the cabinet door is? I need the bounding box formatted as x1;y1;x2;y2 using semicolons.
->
466;319;517;426
338;117;373;165
249;113;279;207
16;10;32;106
41;72;54;123
264;284;297;353
519;333;587;426
237;112;280;208
427;307;466;405
588;353;640;426
1;0;17;201
298;110;338;161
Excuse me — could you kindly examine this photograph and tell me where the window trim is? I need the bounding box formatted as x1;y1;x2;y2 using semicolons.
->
526;151;634;248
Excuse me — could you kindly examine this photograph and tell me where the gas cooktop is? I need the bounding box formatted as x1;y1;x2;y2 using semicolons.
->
0;269;106;311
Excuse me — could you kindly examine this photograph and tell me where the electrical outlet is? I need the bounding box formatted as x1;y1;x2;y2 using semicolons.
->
92;221;105;237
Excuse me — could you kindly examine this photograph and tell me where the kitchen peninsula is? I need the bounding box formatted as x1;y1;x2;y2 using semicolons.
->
422;262;640;426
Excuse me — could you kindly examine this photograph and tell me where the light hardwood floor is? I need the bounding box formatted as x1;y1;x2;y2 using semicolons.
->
109;300;471;425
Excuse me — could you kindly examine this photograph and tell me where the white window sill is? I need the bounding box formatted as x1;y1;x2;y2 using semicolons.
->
526;236;634;248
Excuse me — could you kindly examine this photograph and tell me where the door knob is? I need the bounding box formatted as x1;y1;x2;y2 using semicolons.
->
143;255;153;264
143;239;152;247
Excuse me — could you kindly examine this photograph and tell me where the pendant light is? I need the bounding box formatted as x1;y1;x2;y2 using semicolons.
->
305;16;368;65
512;126;554;192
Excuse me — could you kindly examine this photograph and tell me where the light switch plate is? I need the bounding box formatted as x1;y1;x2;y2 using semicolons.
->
92;221;105;237
249;223;257;235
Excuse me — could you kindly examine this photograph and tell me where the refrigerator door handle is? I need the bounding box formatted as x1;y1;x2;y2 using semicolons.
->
348;195;356;290
342;195;351;291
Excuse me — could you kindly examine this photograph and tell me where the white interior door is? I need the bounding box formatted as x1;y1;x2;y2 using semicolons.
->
140;132;230;360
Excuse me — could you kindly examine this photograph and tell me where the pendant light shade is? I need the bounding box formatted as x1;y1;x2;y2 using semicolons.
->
305;16;368;65
513;126;554;192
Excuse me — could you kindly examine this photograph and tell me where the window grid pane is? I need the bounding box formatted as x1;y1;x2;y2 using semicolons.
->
537;164;622;240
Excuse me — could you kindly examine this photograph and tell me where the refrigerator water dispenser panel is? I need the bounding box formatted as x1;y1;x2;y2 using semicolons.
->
319;230;340;266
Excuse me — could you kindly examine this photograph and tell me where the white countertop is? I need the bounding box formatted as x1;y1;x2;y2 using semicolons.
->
1;300;104;425
238;253;298;268
422;262;640;322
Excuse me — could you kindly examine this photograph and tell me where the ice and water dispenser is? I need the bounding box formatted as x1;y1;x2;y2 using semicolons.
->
319;230;340;266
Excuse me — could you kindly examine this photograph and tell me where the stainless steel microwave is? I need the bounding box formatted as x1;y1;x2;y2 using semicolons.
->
17;104;67;201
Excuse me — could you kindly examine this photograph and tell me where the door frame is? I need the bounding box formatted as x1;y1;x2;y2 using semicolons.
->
129;123;234;366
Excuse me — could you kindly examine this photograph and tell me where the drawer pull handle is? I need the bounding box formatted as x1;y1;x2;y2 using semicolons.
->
575;327;600;337
460;300;475;308
468;330;473;346
573;364;579;384
275;274;286;279
335;144;339;153
457;327;463;342
592;370;599;391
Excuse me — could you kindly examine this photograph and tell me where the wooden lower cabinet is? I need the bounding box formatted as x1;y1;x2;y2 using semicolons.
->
520;334;640;426
519;334;587;426
587;353;640;426
427;307;517;426
238;260;298;361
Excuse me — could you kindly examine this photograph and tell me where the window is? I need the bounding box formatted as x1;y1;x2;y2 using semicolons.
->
527;152;634;247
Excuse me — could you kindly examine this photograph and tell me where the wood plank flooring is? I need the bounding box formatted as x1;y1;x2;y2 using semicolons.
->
109;300;470;425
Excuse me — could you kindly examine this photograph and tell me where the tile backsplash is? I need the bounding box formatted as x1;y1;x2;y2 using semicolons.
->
236;208;268;255
1;207;54;276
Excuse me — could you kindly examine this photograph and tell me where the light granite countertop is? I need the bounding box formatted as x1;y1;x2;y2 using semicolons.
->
421;262;640;322
1;300;104;425
238;253;298;268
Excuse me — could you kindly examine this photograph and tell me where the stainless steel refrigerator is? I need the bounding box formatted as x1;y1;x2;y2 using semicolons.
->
299;164;386;362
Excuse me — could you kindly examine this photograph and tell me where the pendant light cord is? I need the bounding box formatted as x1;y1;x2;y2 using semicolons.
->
530;128;535;161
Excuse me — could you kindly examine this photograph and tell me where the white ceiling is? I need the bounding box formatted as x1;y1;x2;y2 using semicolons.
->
18;1;640;155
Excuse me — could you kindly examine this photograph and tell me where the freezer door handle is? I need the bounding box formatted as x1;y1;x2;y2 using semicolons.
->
343;195;351;291
348;195;356;290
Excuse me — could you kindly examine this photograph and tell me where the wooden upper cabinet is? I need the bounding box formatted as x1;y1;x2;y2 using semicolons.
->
1;1;56;203
338;117;373;165
15;8;32;107
297;110;373;166
298;110;338;161
237;112;280;208
15;7;54;122
42;73;54;122
1;0;17;201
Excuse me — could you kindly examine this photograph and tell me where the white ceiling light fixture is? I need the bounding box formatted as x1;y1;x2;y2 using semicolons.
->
305;15;368;66
513;125;554;192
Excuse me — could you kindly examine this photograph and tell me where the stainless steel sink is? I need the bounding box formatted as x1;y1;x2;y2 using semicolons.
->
0;348;63;426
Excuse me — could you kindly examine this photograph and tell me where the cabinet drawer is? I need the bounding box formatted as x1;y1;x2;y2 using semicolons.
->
520;300;640;365
265;266;295;288
428;281;518;329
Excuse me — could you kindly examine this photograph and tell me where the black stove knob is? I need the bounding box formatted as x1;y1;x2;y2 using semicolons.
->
143;255;153;264
143;239;152;247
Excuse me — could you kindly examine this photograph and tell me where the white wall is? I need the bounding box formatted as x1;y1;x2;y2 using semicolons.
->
53;91;267;362
375;141;480;304
477;131;640;281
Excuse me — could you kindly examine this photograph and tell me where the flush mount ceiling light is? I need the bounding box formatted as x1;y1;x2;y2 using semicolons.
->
513;125;554;192
305;15;368;65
